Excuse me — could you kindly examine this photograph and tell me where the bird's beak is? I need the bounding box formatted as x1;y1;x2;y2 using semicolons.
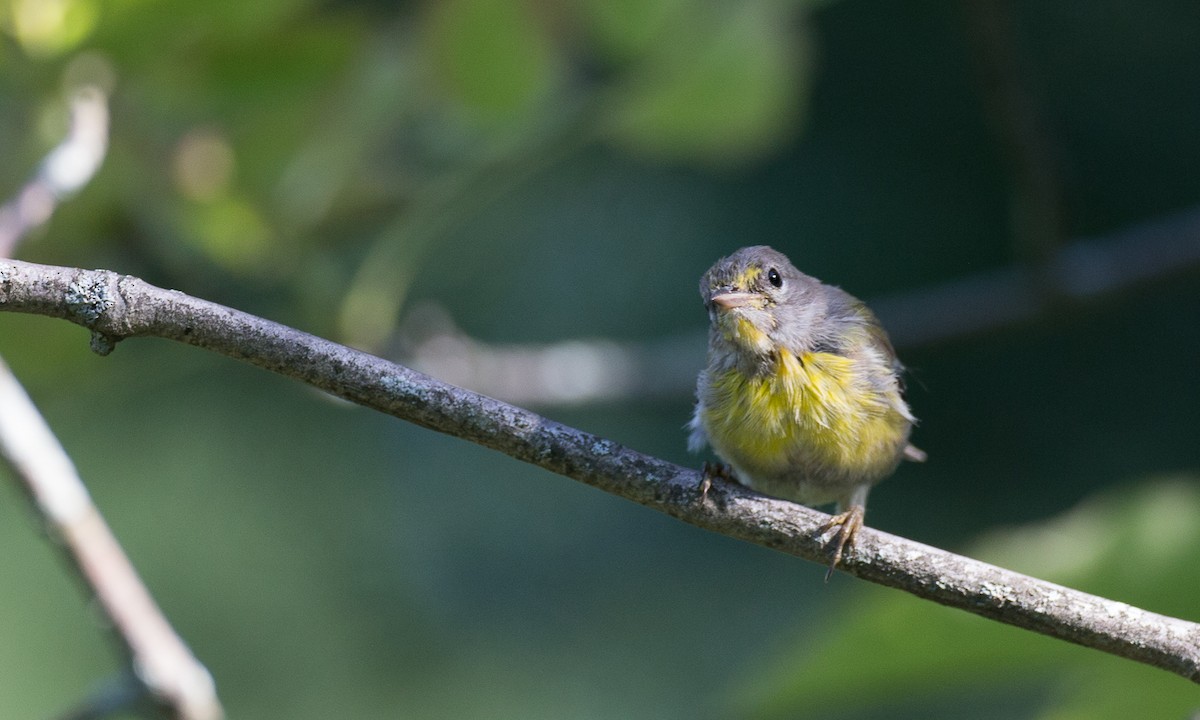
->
710;291;758;309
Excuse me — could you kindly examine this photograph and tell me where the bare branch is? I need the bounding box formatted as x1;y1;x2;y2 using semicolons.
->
0;86;109;255
393;207;1200;406
1;258;1198;684
0;82;219;719
963;0;1066;291
0;353;223;720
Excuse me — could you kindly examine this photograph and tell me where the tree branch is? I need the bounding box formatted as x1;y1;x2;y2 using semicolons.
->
0;351;222;720
0;84;221;720
392;206;1200;407
0;86;109;256
1;258;1197;684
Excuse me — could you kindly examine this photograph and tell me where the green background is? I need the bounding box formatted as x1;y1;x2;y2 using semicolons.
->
1;1;1198;718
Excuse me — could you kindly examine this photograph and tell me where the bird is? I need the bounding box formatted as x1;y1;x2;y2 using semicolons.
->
689;245;923;577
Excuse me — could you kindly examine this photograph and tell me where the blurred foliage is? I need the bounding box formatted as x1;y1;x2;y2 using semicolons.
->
3;0;819;348
735;479;1200;720
1;0;1199;719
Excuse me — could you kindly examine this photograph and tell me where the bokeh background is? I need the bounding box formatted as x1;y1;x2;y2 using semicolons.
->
2;1;1199;718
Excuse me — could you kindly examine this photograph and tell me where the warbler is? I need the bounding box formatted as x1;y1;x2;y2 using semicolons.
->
689;245;923;576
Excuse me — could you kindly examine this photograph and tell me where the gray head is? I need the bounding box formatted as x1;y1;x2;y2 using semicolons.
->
699;245;831;358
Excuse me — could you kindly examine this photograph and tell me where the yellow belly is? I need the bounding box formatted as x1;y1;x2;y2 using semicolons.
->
699;350;910;502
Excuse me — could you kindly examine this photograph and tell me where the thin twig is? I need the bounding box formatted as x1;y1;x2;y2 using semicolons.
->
1;258;1197;683
392;206;1200;407
964;0;1066;295
0;86;109;256
0;86;221;719
0;354;223;720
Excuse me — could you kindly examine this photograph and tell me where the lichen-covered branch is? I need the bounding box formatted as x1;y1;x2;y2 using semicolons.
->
2;258;1198;684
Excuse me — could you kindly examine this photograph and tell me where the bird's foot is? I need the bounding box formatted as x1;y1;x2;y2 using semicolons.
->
698;461;735;502
815;504;865;582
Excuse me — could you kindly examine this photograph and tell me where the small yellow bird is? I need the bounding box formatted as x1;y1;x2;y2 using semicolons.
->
689;246;923;576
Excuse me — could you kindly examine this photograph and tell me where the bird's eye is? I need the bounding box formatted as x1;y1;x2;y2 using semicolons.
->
767;268;783;288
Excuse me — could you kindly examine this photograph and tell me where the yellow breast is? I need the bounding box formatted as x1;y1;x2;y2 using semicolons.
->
700;348;909;489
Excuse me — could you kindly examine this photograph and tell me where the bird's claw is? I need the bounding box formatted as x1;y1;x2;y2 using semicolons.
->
699;461;734;502
816;504;865;582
